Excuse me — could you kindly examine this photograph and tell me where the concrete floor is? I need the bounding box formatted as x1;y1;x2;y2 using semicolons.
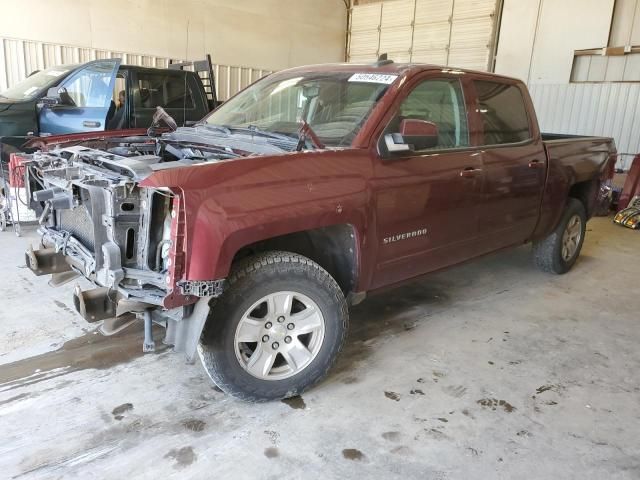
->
0;217;638;479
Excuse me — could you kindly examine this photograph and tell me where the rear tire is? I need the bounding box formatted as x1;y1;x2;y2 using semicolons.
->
198;251;348;401
533;198;586;274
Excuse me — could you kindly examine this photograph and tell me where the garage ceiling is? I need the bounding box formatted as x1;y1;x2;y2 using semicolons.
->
348;0;501;71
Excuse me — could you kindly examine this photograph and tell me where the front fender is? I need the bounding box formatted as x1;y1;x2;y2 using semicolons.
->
139;148;373;284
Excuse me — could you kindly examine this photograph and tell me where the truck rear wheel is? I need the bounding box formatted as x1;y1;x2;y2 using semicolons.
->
533;198;586;274
197;251;348;401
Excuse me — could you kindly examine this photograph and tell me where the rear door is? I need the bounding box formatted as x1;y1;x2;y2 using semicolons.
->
39;59;120;134
370;73;484;289
472;79;546;252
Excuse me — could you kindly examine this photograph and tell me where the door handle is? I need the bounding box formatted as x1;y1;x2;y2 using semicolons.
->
528;159;544;168
83;121;101;128
460;167;483;178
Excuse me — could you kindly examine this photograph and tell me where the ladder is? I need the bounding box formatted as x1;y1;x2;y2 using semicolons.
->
168;54;219;110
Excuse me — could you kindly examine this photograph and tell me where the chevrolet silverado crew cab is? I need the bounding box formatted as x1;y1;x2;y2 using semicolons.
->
19;61;615;401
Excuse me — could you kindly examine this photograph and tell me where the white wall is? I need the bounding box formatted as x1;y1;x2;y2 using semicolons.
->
0;0;348;71
495;0;615;84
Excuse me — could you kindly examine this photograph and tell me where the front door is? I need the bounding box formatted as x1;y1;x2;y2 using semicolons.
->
39;59;121;135
370;75;483;290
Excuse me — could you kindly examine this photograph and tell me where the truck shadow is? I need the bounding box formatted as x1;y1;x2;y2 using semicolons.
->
1;245;552;395
332;244;539;377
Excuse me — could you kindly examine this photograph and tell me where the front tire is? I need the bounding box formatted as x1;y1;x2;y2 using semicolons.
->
533;198;587;274
198;251;348;401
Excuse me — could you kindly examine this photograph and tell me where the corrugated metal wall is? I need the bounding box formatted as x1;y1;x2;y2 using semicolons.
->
348;0;500;71
0;37;272;101
529;83;640;169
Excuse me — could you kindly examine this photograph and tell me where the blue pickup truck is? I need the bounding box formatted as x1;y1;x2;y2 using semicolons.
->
0;58;216;161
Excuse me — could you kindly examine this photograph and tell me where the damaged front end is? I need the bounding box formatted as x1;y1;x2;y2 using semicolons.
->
23;144;221;360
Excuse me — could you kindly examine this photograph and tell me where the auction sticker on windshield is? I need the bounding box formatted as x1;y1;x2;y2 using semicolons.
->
348;73;398;84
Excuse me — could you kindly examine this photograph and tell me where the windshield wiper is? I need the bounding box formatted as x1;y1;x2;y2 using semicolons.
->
199;124;232;135
223;124;297;143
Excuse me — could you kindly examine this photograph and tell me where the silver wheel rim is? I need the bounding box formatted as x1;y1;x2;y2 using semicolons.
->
234;291;325;380
561;214;582;261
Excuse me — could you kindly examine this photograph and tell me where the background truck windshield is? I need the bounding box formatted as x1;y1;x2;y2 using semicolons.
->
0;66;74;101
205;72;397;146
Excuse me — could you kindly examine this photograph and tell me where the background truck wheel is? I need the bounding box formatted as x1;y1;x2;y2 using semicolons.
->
533;198;587;274
198;251;349;401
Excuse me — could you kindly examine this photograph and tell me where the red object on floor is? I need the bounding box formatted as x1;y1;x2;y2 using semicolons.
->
619;154;640;210
8;153;26;188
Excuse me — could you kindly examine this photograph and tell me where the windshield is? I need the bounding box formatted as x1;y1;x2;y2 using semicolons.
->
0;66;74;101
205;72;398;147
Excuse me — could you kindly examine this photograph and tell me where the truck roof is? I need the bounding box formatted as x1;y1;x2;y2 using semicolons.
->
280;61;523;83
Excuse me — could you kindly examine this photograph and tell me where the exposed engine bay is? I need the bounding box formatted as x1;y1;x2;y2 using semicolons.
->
19;125;297;357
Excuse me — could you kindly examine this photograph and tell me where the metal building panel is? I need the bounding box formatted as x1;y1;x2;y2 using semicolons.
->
411;49;448;65
586;56;608;82
348;53;380;63
386;51;412;62
623;54;640;81
412;21;451;51
449;16;494;49
453;0;497;19
414;0;454;25
448;47;490;70
571;56;591;82
530;82;640;166
605;56;626;82
380;26;414;55
381;0;415;28
351;3;383;32
631;1;640;45
349;30;381;56
0;36;270;101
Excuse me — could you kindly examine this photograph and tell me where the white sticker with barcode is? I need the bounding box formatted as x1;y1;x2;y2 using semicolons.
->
348;73;398;84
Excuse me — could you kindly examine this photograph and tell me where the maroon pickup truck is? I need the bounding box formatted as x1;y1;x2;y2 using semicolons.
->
20;61;615;401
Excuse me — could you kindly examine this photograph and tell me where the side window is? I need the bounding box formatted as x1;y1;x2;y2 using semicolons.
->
388;78;469;151
136;73;195;109
474;80;531;145
62;63;115;108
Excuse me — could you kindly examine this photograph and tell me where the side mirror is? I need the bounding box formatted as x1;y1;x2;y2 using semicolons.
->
36;87;62;109
57;87;75;106
399;118;439;150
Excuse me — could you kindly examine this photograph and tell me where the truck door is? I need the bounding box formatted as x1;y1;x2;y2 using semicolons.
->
371;75;483;289
39;59;121;135
471;79;546;253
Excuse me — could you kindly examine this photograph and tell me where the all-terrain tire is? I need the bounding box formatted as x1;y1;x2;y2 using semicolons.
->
198;251;349;401
533;198;587;274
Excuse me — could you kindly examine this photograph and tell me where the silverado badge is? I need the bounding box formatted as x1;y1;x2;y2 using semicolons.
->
383;228;428;244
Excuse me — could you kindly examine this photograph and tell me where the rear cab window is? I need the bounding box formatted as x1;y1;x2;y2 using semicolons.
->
473;80;531;145
136;72;195;109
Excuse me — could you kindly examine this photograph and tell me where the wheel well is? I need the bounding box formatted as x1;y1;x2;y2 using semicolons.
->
230;224;358;295
568;179;599;218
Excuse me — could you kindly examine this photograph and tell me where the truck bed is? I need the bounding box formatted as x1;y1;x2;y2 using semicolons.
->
542;133;615;184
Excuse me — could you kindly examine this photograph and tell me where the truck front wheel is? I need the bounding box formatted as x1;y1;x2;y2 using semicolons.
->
533;198;587;274
197;251;348;401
